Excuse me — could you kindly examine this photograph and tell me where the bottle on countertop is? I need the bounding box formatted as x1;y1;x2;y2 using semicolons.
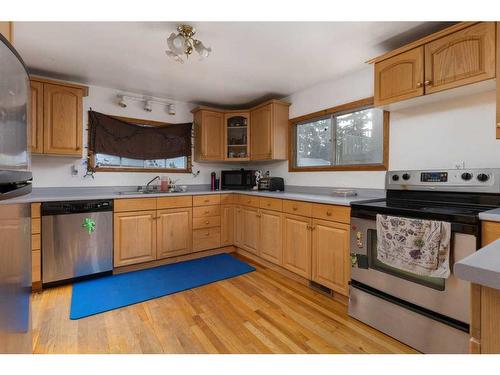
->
211;172;216;191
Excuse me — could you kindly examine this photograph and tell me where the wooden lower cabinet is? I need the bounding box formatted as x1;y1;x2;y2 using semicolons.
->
234;206;244;248
259;209;283;265
482;221;500;246
282;213;312;278
242;206;259;255
157;208;192;259
221;204;234;246
311;219;350;295
114;210;157;267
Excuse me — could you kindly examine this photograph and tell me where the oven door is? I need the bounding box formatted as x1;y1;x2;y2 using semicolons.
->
350;216;475;325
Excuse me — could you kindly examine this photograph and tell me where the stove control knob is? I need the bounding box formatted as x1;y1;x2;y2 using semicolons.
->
461;172;473;181
477;173;490;182
402;173;411;181
391;174;399;181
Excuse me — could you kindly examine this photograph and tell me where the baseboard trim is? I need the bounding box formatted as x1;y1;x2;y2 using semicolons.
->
235;247;349;306
32;281;42;293
113;246;236;274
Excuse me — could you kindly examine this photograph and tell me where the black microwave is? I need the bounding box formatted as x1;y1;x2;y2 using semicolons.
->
221;169;256;190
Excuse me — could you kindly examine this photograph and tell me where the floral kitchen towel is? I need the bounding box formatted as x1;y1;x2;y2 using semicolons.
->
376;214;451;278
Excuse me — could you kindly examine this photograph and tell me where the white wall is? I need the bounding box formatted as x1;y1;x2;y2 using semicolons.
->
32;84;240;187
254;67;500;189
33;69;500;189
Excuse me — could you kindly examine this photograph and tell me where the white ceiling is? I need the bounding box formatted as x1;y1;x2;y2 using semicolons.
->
13;22;453;107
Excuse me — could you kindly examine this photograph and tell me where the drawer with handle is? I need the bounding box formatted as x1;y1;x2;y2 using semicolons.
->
237;194;260;208
312;203;350;224
193;205;221;218
193;216;221;229
193;194;221;206
193;227;221;251
259;197;282;211
283;199;312;217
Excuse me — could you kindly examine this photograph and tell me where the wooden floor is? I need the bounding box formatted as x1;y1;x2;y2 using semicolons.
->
31;256;417;354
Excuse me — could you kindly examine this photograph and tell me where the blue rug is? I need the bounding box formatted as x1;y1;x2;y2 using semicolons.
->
70;253;255;320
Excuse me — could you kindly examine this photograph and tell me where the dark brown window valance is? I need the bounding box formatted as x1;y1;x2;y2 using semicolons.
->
88;110;192;160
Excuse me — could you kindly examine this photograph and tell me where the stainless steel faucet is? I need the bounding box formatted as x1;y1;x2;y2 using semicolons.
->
145;175;161;192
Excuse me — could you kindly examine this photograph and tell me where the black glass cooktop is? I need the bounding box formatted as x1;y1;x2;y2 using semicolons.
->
351;189;500;225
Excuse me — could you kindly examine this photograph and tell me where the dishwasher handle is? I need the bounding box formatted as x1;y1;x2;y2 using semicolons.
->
42;200;113;215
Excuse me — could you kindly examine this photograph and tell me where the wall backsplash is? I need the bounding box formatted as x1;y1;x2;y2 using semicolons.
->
31;83;244;187
248;67;500;189
32;68;500;189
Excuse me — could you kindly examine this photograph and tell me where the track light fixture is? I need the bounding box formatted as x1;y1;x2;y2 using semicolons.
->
116;94;175;115
117;95;128;108
144;100;153;112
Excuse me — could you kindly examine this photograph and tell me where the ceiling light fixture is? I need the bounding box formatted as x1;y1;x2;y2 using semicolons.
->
166;24;211;64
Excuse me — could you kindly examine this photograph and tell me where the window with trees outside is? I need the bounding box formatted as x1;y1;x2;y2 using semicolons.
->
289;98;389;172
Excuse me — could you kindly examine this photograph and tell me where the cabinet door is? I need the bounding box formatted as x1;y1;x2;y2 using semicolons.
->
199;110;224;160
0;22;12;42
259;209;283;265
114;210;156;267
424;22;496;95
221;204;234;246
250;104;273;160
43;83;83;156
242;206;259;255
482;221;500;246
234;206;244;247
157;208;192;259
374;47;424;106
311;219;350;295
282;214;312;278
30;81;44;153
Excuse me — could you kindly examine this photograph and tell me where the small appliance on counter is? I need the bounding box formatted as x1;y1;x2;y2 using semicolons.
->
221;169;256;190
258;177;285;191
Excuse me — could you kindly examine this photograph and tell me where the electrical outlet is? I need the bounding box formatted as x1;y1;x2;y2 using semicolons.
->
454;161;465;170
71;165;78;176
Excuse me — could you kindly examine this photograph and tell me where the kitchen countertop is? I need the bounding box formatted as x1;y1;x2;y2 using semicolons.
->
455;239;500;290
479;208;500;222
1;186;385;207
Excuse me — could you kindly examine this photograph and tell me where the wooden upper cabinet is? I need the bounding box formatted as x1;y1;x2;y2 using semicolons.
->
157;208;192;259
374;47;424;106
114;210;157;267
0;22;12;43
250;101;289;161
193;100;289;162
43;83;83;156
372;22;497;108
497;22;500;139
424;22;495;95
30;81;44;153
194;110;224;161
311;219;350;295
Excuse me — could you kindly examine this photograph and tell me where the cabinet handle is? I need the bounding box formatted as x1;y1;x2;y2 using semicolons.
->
293;207;298;211
205;232;210;236
416;82;423;88
205;210;210;214
256;214;261;218
326;211;332;216
424;80;432;86
205;220;209;224
204;199;209;203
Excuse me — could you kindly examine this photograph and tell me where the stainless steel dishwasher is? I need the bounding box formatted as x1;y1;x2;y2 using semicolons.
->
41;200;113;285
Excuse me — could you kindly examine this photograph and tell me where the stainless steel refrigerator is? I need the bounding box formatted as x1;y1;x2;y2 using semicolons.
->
0;33;33;353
